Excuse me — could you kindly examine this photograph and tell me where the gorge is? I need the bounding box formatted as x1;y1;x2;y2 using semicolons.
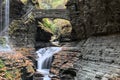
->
0;0;120;80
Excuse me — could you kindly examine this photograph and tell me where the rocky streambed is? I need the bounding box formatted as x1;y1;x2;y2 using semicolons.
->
1;34;120;80
50;34;120;80
0;48;35;80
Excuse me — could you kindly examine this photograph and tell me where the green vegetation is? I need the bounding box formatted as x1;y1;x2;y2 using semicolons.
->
37;0;71;37
5;71;13;80
20;0;28;5
0;37;7;47
40;18;57;34
0;59;5;69
0;59;13;80
38;0;68;9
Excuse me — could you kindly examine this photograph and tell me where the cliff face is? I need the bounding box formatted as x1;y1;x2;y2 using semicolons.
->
9;20;36;48
51;34;120;80
8;0;120;80
70;0;120;40
8;0;120;44
75;34;120;80
10;0;25;20
51;0;120;80
9;0;54;48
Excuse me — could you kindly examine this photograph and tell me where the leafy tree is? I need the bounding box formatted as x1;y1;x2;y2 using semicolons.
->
38;0;68;9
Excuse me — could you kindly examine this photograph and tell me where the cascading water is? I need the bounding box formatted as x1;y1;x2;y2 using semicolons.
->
0;36;11;51
4;0;9;35
0;0;9;35
0;0;2;31
0;0;11;51
36;47;62;80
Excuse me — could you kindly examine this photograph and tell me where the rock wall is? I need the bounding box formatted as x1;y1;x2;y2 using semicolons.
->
0;0;4;31
9;20;36;48
0;48;35;80
51;34;120;80
74;34;120;80
50;47;80;80
9;0;54;48
10;0;25;20
51;0;120;79
8;1;120;80
8;0;120;45
69;0;120;40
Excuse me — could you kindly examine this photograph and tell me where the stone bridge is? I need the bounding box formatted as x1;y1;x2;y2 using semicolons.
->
32;9;70;20
21;8;70;22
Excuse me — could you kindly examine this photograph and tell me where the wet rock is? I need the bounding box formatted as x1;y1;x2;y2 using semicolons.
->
51;34;120;80
0;49;35;80
59;68;76;80
74;34;120;80
33;72;44;80
9;20;36;48
50;47;79;80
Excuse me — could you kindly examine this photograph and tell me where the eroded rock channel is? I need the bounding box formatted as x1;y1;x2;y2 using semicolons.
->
0;0;120;80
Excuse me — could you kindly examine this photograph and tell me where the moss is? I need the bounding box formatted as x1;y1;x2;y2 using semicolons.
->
9;20;22;35
4;71;13;80
0;59;13;80
0;59;5;69
20;0;28;5
0;37;7;47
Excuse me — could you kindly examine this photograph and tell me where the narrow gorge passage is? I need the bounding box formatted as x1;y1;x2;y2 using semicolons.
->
0;0;120;80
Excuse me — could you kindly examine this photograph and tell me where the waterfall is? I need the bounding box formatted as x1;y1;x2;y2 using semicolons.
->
0;0;11;51
0;0;2;32
4;0;9;35
0;0;9;36
36;47;62;80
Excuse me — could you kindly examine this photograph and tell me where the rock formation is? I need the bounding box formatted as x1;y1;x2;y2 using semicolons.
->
6;0;120;80
68;0;120;40
50;0;120;80
9;20;36;48
0;48;35;80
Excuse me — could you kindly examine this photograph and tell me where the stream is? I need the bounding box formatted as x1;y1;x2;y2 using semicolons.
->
0;36;11;52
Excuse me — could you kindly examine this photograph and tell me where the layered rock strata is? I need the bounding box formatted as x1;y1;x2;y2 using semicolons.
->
75;34;120;80
51;34;120;80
